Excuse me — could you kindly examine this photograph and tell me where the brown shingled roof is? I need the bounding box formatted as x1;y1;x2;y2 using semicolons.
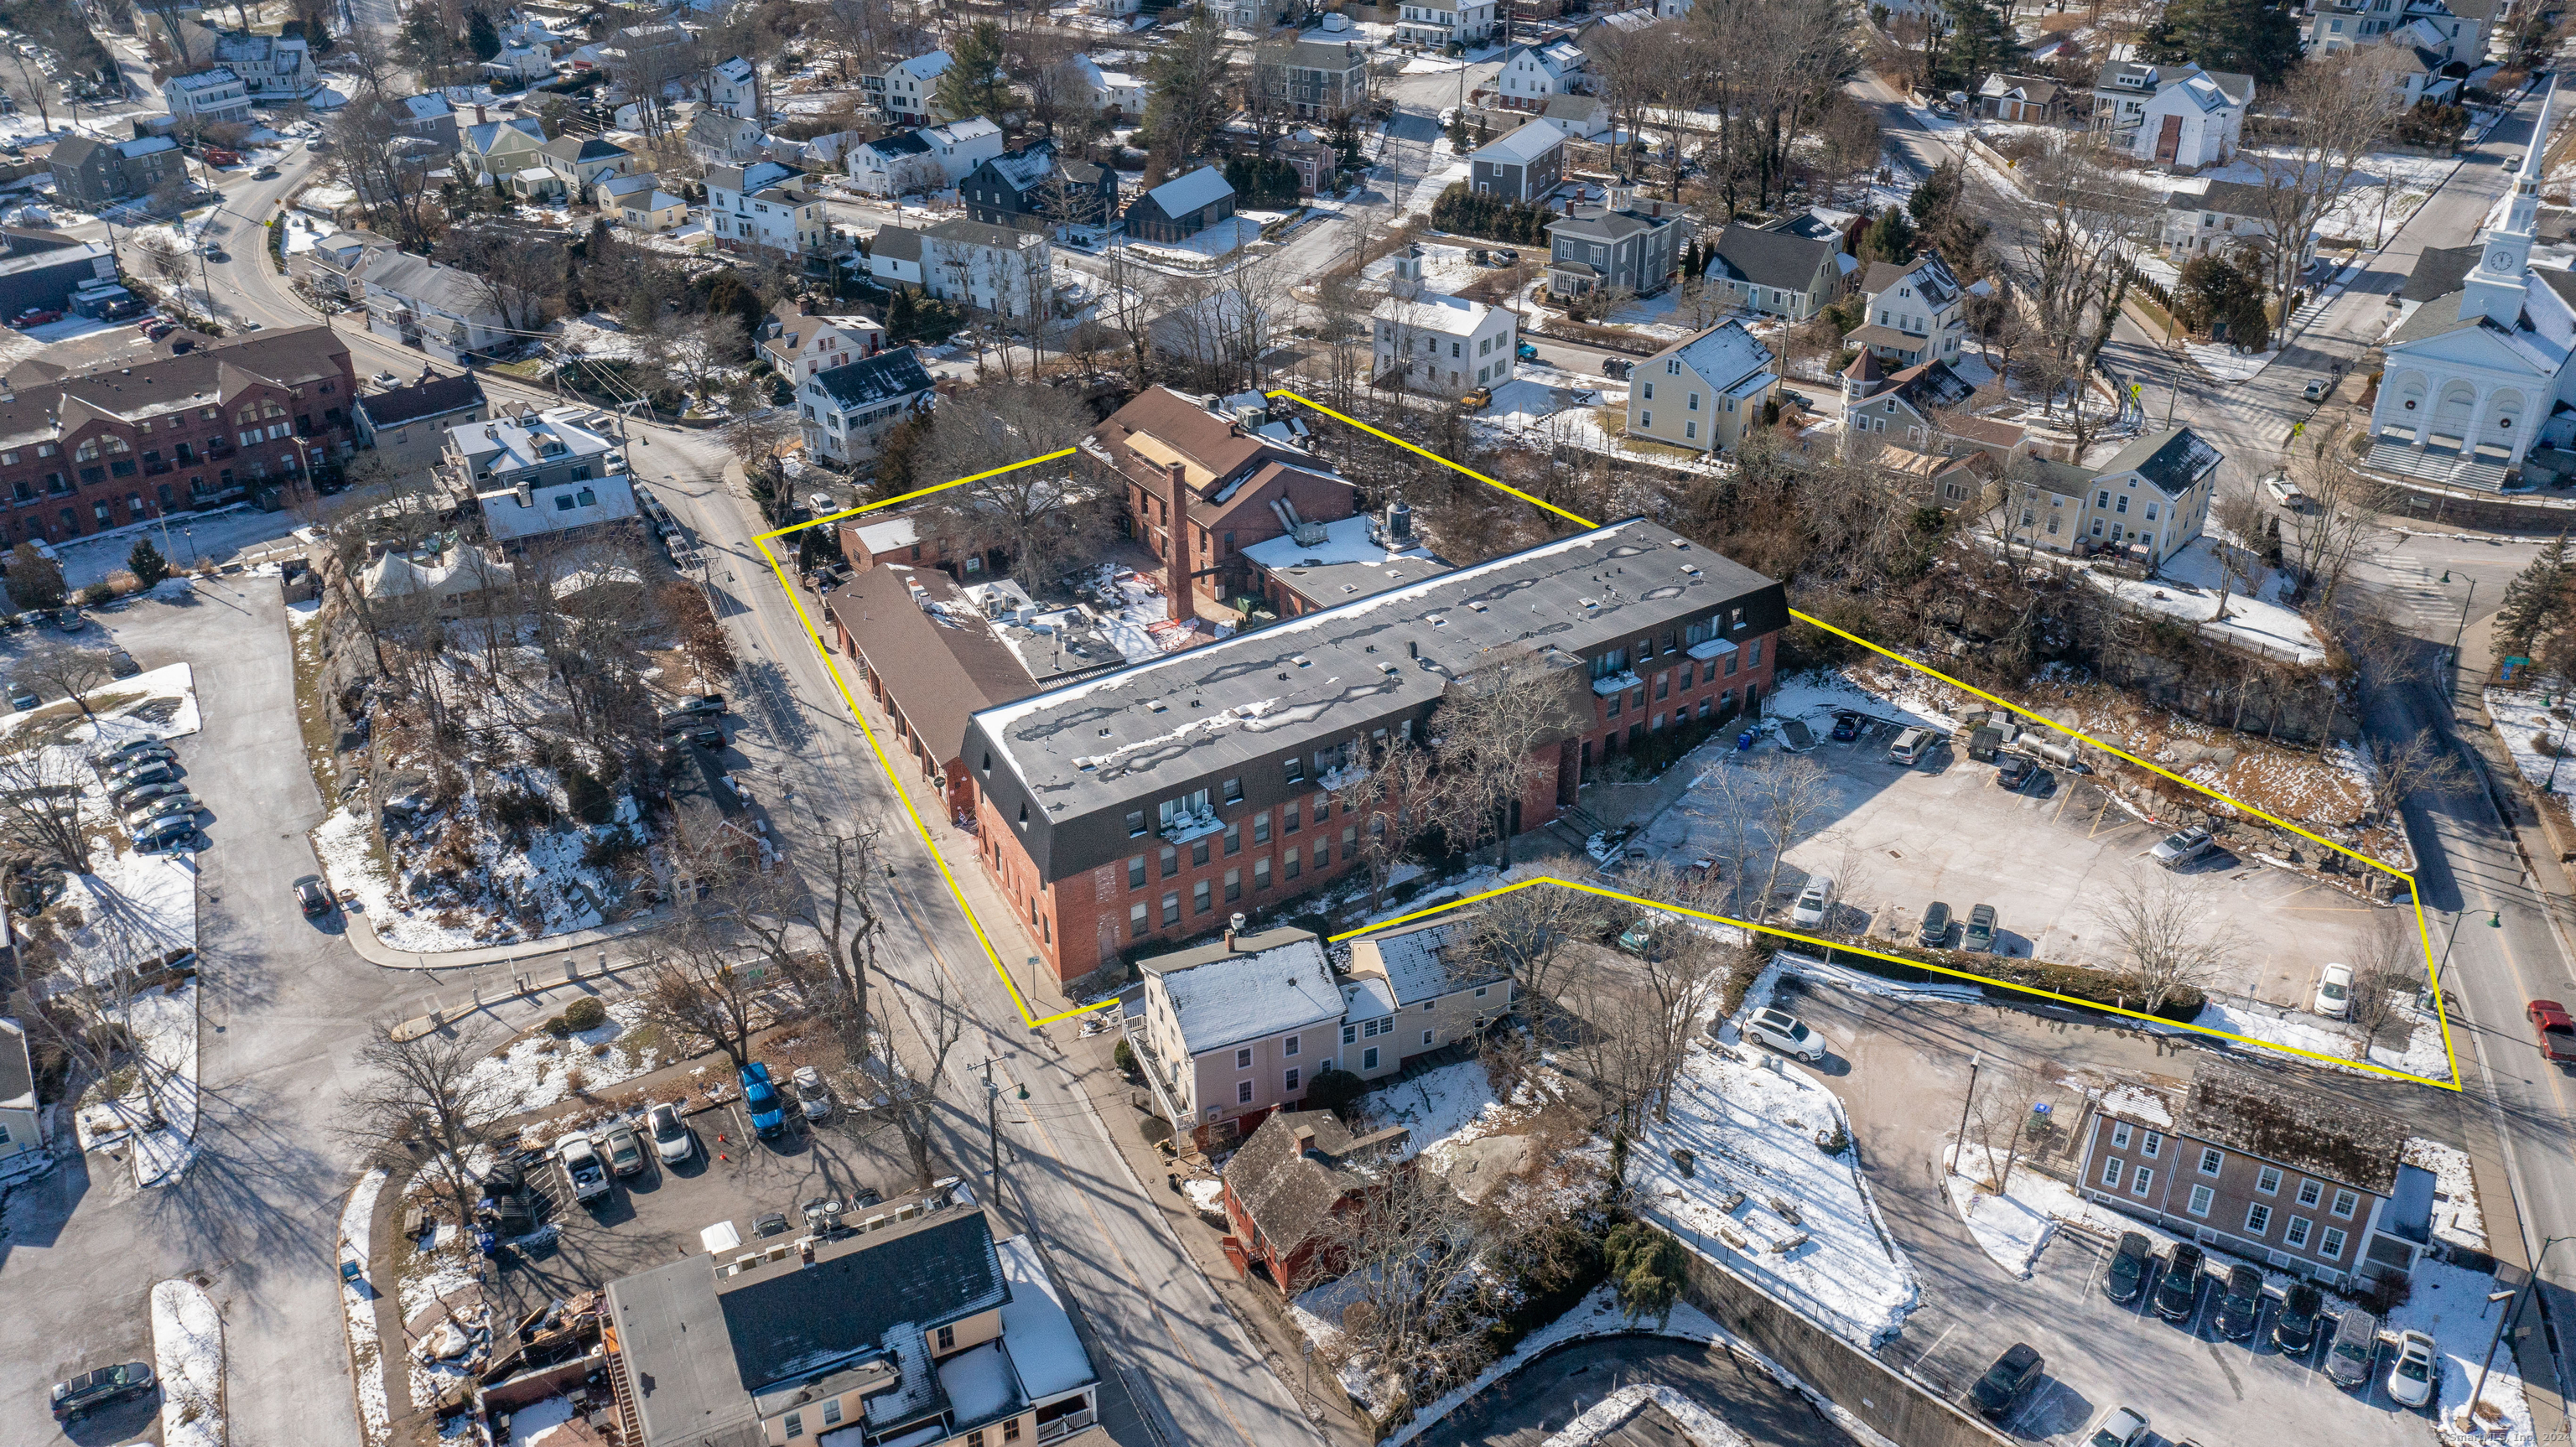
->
2179;1065;2405;1196
1090;386;1305;500
823;566;1043;768
1223;1110;1410;1263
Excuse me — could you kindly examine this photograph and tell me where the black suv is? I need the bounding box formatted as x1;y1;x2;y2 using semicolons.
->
2216;1263;2264;1340
2273;1281;2325;1356
2154;1242;2206;1322
1966;1342;2044;1420
50;1361;155;1421
2106;1232;2152;1303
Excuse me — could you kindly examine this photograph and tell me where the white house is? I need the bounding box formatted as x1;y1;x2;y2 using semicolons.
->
1628;319;1777;454
922;218;1055;317
483;43;556;83
1851;252;1974;367
705;54;758;117
163;67;250;125
1394;0;1496;49
866;225;925;288
2091;60;2251;169
849;117;1005;197
1074;54;1149;118
761;300;888;377
451;406;638;546
1371;275;1517;393
0;1018;41;1178
205;28;319;101
1493;39;1587;112
799;348;937;464
2366;86;2576;491
708;159;828;257
2080;426;2221;563
362;252;515;366
871;50;953;127
684;110;767;167
2159;179;2320;272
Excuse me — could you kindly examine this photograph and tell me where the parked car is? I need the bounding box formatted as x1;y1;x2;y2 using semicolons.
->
2153;1242;2205;1321
600;1118;647;1177
648;1101;693;1164
2388;1329;2438;1408
5;681;34;711
104;743;174;772
99;737;168;764
1962;904;1997;953
2303;376;2330;402
11;307;60;328
1491;247;1519;264
2325;1307;2383;1387
741;1062;785;1136
1997;754;2034;789
2152;826;2217;868
2106;1232;2152;1303
109;763;177;795
1966;1342;2044;1421
49;1361;155;1421
1457;386;1493;411
1515;340;1539;360
677;724;724;749
2216;1263;2263;1340
792;1065;834;1121
106;646;139;677
117;779;188;807
1830;712;1863;741
132;817;197;853
2314;962;2354;1019
2533;1000;2576;1061
1888;726;1935;765
2274;1281;2324;1356
664;692;725;718
1602;357;1633;379
1789;875;1834;927
1918;900;1953;947
558;1134;610;1203
1616;914;1675;956
1742;1008;1826;1062
124;795;198;827
2082;1406;2149;1447
294;876;332;916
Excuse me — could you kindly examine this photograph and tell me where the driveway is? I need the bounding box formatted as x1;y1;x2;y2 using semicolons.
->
0;577;414;1447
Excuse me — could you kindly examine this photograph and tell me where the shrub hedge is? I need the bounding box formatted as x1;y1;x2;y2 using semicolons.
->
1427;182;1553;246
1804;939;2205;1023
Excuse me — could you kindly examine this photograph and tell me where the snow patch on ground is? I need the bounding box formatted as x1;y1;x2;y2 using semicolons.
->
465;996;661;1116
2192;997;2363;1065
1943;1138;2061;1279
151;1278;224;1447
2092;536;2326;664
2387;1254;2541;1447
2404;1136;2485;1253
340;1168;392;1447
1541;1382;1754;1446
1357;1058;1505;1164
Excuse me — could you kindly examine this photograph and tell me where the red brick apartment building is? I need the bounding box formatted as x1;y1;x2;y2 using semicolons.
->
1082;386;1358;614
0;325;357;543
959;517;1784;986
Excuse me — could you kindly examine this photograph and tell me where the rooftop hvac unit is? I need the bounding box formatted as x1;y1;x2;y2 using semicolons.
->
1233;403;1267;430
1291;521;1329;546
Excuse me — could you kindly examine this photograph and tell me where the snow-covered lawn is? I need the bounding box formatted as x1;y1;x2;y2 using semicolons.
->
2091;535;2327;664
152;1278;225;1447
70;977;200;1186
54;503;293;585
1643;990;1920;1347
2485;680;2575;801
2390;1254;2542;1447
1123;215;1261;262
2406;1136;2485;1253
1360;239;1489;296
464;995;664;1116
340;1168;392;1447
1945;1138;2063;1279
2180;339;2283;382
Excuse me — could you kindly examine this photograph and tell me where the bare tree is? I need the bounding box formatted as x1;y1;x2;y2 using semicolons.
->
2359;728;2464;827
0;745;96;872
2101;869;2241;1015
1431;647;1590;868
1298;1159;1493;1413
18;643;116;725
913;381;1115;583
2345;907;2416;1057
1335;727;1439;915
1460;885;1607;1055
2244;49;2404;311
343;1024;510;1218
1959;1059;2042;1195
2283;425;2394;608
882;963;965;1190
642;905;770;1073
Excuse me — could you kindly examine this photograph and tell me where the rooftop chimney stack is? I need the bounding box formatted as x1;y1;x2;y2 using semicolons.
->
1164;459;1196;625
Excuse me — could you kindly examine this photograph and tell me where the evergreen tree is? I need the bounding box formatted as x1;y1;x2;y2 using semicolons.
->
2498;532;2572;655
4;541;64;612
933;21;1012;127
127;538;169;589
2142;0;2303;85
1603;1221;1689;1328
1934;0;2025;92
466;7;501;62
1858;206;1916;263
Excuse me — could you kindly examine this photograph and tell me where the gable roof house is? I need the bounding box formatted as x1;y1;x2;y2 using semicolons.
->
1250;34;1372;120
761;299;887;379
1467;117;1565;204
1544;183;1685;299
205;28;318;100
1221;1111;1410;1292
457;116;548;184
2091;60;2252;169
849;118;1005;199
1838;352;1977;453
163;67;251;126
1492;38;1587;112
708;160;828;257
797;347;935;464
2080;1066;2432;1289
2083;424;2221;567
539;134;640;202
869;49;954;127
2161;179;2320;273
1976;72;2065;122
291;228;392;301
1627;319;1778;455
46;135;184;210
1125;926;1347;1148
361;252;519;366
1706;221;1841;320
684;109;769;168
1851;252;1972;367
704;54;759;118
865;224;927;288
394;92;460;152
1372;288;1518;396
1343;914;1516;1071
1123;166;1237;244
445;402;636;546
602;174;688;233
356;369;488;472
919;219;1054;318
963;140;1119;231
601;1184;1107;1447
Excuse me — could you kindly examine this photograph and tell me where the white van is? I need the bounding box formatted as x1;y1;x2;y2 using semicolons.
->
1888;727;1934;765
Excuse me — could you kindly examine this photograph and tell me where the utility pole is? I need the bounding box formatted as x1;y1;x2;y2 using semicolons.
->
1952;1051;1981;1179
983;1056;1002;1197
2449;578;2479;698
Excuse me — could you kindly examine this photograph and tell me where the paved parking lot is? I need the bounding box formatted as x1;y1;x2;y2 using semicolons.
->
1643;721;2381;1010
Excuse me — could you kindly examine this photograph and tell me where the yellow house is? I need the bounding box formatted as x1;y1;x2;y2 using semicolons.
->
1626;319;1779;455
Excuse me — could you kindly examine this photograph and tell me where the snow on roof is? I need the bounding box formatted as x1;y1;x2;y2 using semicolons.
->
1651;319;1775;392
2098;1083;2174;1129
935;1341;1018;1424
854;516;921;553
1470;117;1565;167
1145;164;1233;219
936;117;1003;145
1150;936;1342;1055
995;1235;1095;1400
1352;916;1504;1004
1369;291;1498;336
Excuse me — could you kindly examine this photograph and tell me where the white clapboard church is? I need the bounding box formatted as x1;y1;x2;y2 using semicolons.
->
2369;83;2576;491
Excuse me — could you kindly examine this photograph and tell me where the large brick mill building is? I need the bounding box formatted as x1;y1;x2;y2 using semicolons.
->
960;517;1784;985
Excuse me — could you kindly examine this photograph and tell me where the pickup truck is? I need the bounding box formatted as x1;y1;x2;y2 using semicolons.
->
558;1135;610;1204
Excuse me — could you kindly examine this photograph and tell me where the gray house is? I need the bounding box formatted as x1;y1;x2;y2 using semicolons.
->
47;135;184;210
1706;221;1841;320
1544;186;1685;299
1468;118;1565;203
394;92;460;153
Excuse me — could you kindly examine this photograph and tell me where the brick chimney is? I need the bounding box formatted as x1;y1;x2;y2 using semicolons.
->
1165;459;1196;624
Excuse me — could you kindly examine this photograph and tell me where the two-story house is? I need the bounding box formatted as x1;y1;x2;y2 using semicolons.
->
1493;39;1587;112
46;136;183;210
537;134;638;203
1706;221;1841;320
708;160;829;257
922;219;1054;318
2090;60;2251;169
1543;184;1685;299
356;370;486;474
683;109;767;168
1467;118;1566;203
1976;72;2067;122
602;1183;1109;1447
205;29;318;101
799;347;936;464
2079;1066;2437;1289
361;252;515;367
394;92;460;153
162;68;251;126
1371;288;1517;395
1130;926;1348;1149
293;229;390;302
1073;54;1150;118
2080;424;2221;566
2161;179;2321;272
447;403;636;546
849;117;1005;198
761;298;887;379
870;50;953;127
1341;915;1514;1072
1122;167;1237;244
597;172;688;232
1626;319;1778;454
457;116;548;184
1394;0;1496;49
1837;352;1976;450
1852;252;1971;367
1251;34;1372;120
963;140;1119;231
703;54;758;117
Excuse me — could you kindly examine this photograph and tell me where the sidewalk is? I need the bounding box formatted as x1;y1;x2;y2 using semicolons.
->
341;903;673;972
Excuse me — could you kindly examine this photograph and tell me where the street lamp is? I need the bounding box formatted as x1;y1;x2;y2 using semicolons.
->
2469;1234;2576;1431
2432;908;2502;1005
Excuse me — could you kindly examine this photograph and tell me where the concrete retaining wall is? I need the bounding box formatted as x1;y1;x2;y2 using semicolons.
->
1678;1247;2012;1447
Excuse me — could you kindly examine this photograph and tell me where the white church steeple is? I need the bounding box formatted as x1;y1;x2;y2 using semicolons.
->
2464;80;2553;328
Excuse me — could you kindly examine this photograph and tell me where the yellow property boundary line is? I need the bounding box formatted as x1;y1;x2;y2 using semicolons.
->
743;389;2462;1089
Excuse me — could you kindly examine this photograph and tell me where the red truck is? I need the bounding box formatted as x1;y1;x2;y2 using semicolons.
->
200;147;240;167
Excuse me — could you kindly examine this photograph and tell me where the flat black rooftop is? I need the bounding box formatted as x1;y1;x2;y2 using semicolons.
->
971;517;1779;819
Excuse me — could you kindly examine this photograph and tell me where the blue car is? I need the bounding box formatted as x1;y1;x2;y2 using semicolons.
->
741;1063;785;1137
